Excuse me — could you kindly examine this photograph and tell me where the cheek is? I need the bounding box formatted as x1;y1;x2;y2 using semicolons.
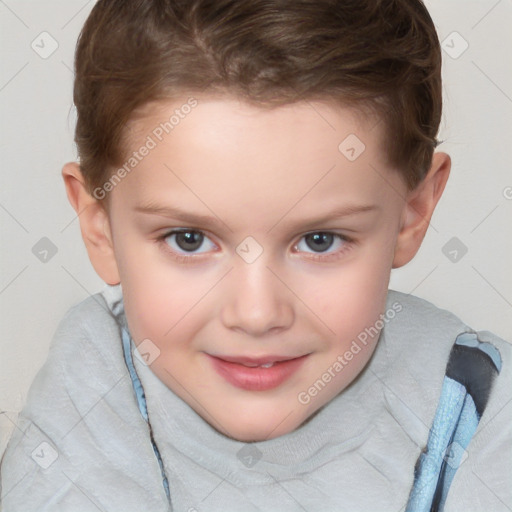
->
116;241;201;342
300;247;393;344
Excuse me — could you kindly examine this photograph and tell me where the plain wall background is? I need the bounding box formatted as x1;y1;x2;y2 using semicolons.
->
1;0;511;456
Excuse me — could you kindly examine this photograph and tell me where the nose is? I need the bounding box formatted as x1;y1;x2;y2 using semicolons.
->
220;259;294;337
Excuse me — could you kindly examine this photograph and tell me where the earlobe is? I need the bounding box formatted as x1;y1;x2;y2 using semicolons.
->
62;162;120;285
392;152;451;268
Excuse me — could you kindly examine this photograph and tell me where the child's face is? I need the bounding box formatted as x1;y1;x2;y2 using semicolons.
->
106;96;408;441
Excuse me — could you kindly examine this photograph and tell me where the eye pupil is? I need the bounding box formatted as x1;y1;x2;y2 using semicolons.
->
175;231;203;251
305;232;333;252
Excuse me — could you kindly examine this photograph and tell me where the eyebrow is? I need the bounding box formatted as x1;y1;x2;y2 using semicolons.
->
271;203;379;232
134;202;378;232
134;202;228;230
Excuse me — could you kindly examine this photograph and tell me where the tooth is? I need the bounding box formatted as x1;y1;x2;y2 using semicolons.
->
260;362;274;368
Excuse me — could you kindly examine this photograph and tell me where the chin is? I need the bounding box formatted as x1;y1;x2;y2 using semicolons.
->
223;425;285;443
214;406;307;442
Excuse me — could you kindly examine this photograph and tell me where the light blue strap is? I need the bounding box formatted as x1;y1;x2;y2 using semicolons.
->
121;329;171;502
122;329;148;421
405;377;476;511
435;393;479;508
406;332;501;512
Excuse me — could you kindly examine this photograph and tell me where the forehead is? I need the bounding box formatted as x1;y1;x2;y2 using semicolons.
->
125;94;378;154
112;95;403;224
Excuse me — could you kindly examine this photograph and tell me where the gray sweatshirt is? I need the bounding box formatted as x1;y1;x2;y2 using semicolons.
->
1;286;510;511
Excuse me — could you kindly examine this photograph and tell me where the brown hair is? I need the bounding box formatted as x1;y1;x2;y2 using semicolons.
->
73;0;442;194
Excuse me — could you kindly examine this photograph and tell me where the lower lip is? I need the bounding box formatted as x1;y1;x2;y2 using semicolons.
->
207;354;308;391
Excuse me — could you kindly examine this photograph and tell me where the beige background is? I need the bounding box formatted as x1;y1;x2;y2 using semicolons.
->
1;0;511;457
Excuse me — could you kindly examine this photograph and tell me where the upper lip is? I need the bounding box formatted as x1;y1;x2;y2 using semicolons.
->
209;354;307;365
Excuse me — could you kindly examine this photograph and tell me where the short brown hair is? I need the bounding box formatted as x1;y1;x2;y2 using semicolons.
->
73;0;442;193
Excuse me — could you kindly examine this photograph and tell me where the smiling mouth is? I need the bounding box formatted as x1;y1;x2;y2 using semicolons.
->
212;353;306;365
206;353;309;391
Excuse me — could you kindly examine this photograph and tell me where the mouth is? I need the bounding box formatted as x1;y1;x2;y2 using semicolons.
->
206;353;309;391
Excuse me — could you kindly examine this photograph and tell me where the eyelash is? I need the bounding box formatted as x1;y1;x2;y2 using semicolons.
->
156;229;355;263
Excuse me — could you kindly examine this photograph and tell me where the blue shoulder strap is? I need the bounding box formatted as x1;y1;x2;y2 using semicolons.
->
406;332;502;512
121;328;171;503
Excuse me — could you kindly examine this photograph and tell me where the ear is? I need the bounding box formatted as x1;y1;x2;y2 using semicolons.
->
393;152;451;268
62;162;120;285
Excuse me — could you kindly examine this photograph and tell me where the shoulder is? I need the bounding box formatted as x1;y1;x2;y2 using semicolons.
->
18;285;128;425
380;290;470;393
383;290;512;510
43;285;125;375
0;286;168;511
384;289;511;370
378;289;511;439
385;289;471;333
52;285;121;348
